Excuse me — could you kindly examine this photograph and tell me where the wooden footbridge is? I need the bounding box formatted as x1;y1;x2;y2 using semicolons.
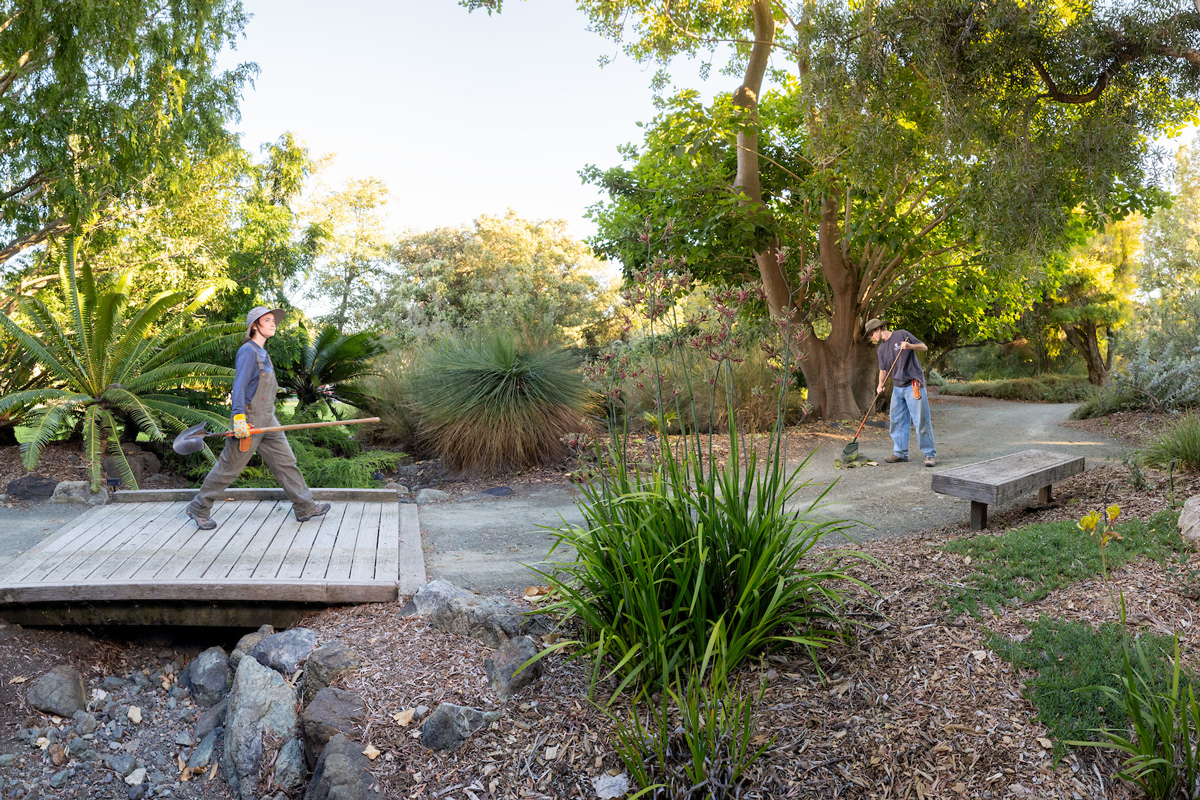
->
0;489;425;627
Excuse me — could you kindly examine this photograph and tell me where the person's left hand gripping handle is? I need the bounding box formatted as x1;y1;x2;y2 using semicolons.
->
233;414;252;452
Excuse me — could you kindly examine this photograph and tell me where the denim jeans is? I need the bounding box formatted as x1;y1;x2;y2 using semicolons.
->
889;384;936;459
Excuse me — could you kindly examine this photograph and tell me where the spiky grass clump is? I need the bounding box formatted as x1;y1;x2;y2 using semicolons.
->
408;335;592;475
1142;412;1200;471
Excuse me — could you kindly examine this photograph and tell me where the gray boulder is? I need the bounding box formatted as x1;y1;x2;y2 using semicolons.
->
222;656;300;800
101;444;160;488
186;730;218;770
1180;495;1200;546
415;488;451;505
193;697;228;740
485;636;542;701
181;646;231;707
6;475;57;501
250;627;319;676
421;703;501;751
273;738;308;794
416;580;546;647
49;481;109;506
302;687;367;767
305;733;375;800
301;642;362;706
27;665;86;717
229;624;274;668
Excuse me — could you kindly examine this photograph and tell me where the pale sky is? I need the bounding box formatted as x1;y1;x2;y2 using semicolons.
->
220;1;718;239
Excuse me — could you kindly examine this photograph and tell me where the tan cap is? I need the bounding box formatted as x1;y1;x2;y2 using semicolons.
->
864;318;885;336
245;306;285;338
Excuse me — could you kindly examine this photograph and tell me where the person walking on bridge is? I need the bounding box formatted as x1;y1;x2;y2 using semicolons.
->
865;318;937;468
185;306;331;530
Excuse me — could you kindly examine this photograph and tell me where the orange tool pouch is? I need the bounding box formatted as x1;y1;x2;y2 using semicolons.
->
239;436;252;452
912;380;922;400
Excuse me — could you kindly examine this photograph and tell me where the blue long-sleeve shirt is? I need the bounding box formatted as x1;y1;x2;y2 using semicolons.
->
230;341;273;417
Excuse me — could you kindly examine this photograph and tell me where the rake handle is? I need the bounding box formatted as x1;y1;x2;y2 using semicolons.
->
851;345;906;441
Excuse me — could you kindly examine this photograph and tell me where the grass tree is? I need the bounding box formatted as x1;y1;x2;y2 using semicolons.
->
0;239;243;488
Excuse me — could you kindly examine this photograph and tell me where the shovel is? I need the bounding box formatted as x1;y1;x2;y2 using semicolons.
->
172;417;381;455
841;345;904;462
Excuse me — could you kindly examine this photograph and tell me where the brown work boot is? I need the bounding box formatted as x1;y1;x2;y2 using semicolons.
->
296;501;331;523
884;455;909;463
924;456;937;467
186;507;217;531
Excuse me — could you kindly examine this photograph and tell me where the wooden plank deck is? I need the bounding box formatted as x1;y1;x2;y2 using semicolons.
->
0;489;403;624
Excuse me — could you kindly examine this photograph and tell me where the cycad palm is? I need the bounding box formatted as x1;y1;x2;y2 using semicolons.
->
276;324;385;413
0;239;244;488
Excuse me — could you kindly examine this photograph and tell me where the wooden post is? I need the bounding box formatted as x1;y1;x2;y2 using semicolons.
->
970;501;988;531
1038;485;1052;505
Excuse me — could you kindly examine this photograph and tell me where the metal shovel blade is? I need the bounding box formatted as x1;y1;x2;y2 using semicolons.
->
841;439;859;461
172;422;210;455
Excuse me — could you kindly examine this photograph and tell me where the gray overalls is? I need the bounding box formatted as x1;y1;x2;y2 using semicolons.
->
186;348;319;521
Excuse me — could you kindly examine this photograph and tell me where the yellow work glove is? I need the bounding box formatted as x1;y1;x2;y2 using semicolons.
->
232;414;251;439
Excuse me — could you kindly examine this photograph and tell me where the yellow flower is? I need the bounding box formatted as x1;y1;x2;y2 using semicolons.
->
1078;511;1101;534
1106;504;1121;523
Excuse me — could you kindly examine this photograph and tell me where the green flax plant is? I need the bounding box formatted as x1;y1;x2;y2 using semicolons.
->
539;257;868;698
0;238;243;488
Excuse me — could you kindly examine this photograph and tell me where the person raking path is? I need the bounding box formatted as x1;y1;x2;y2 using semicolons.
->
184;306;331;531
866;318;937;468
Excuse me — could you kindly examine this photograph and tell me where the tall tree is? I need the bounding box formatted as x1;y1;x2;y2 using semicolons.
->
467;0;1200;417
307;178;390;333
0;0;254;264
365;210;620;345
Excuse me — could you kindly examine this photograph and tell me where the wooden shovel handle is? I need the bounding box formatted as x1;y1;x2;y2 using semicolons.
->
243;417;381;436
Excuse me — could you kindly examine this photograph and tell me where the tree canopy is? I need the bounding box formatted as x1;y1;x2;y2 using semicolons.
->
471;0;1200;416
0;0;254;264
364;210;620;346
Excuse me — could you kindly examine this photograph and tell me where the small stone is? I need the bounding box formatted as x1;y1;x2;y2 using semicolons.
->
27;665;86;717
421;703;501;751
48;771;70;790
104;753;136;777
415;488;451;505
124;767;146;786
480;486;514;497
72;711;99;735
5;475;58;501
484;636;542;701
127;784;148;800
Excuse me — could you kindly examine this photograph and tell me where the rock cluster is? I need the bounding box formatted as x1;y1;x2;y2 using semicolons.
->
411;580;550;751
18;626;378;800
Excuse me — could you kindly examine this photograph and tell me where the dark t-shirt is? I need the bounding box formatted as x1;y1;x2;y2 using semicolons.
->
877;329;926;386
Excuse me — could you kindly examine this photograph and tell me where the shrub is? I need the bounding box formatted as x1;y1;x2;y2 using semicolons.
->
273;323;386;413
0;238;242;488
1142;412;1200;471
1073;339;1200;419
407;333;592;475
611;671;772;799
1076;634;1200;800
938;374;1096;403
356;350;420;450
540;271;866;696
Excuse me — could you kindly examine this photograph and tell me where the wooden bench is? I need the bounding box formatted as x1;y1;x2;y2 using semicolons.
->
931;449;1085;530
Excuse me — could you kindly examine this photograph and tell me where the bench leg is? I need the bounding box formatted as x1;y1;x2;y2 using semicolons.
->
1038;485;1052;505
971;501;988;531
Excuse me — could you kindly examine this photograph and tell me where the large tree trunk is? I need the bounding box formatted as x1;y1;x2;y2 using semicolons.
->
1062;323;1109;385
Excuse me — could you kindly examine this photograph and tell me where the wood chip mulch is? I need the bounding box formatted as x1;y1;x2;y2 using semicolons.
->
295;448;1198;799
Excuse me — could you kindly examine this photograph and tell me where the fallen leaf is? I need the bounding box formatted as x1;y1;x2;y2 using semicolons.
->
971;650;987;662
545;745;558;760
1037;737;1053;749
393;708;415;727
8;676;26;684
363;744;380;761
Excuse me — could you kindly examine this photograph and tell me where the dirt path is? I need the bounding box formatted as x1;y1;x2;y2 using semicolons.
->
794;394;1122;543
420;395;1123;591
